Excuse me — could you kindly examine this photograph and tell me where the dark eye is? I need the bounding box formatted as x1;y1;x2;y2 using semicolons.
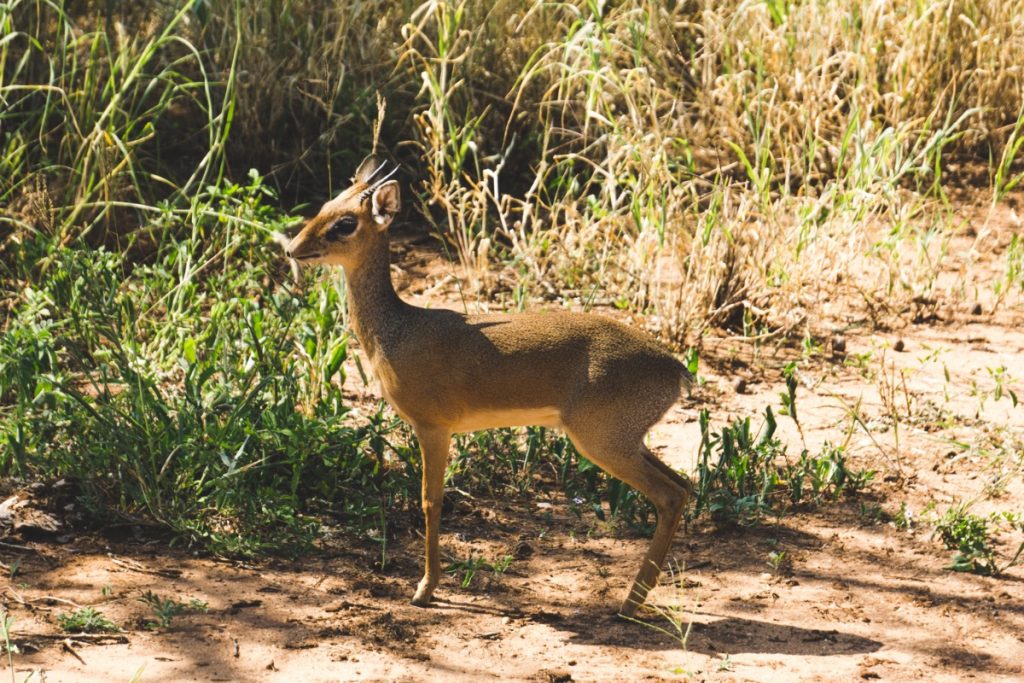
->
326;216;358;240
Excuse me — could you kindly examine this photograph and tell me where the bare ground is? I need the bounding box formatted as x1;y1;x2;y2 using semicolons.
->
3;229;1024;682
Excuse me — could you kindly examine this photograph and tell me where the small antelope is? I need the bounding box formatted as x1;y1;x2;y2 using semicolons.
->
286;155;694;617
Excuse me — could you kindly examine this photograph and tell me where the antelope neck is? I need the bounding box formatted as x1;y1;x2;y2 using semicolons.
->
342;235;407;361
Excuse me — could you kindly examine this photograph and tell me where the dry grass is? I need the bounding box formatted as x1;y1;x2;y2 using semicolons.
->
3;0;1024;341
393;1;1024;342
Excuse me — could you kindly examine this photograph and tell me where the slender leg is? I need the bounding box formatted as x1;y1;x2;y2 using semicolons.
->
567;432;690;617
411;425;451;606
619;469;687;617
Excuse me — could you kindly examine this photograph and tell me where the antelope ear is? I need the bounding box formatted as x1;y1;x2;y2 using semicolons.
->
353;154;384;184
371;180;400;228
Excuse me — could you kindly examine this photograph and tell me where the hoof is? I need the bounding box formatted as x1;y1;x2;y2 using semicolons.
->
617;597;642;620
411;582;436;607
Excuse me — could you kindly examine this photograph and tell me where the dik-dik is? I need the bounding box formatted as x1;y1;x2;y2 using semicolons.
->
286;156;694;617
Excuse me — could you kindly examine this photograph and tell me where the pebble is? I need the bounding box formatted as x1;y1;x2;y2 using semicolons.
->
831;335;847;358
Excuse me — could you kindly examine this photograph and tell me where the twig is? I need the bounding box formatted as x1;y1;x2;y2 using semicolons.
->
0;542;34;553
2;588;82;610
16;633;128;644
62;638;87;665
108;556;182;578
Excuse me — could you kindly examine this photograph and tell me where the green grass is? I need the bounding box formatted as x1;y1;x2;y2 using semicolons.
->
0;172;420;554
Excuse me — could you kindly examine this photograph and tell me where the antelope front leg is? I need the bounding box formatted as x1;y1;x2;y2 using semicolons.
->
411;425;451;606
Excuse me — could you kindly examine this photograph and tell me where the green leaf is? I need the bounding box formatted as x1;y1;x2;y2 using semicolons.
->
182;337;197;365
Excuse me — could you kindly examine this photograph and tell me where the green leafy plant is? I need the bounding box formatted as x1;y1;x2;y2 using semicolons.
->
445;554;513;588
139;592;209;629
893;502;915;531
766;550;790;574
57;607;119;634
693;407;786;526
779;362;806;445
784;444;875;505
693;408;873;526
933;504;1024;576
683;347;702;387
987;365;1019;407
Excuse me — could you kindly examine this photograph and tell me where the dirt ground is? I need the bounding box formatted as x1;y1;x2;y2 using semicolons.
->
3;224;1024;682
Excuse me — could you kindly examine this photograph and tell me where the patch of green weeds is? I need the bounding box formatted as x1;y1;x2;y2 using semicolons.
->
693;407;786;525
445;553;513;588
0;174;425;556
139;592;209;629
934;503;1024;575
892;502;915;531
787;444;875;505
693;407;874;526
57;607;119;634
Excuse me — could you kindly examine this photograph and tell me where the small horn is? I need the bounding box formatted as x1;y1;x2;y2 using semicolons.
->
352;155;386;184
359;163;399;202
364;161;387;183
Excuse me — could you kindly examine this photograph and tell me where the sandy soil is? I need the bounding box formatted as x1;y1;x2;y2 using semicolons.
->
3;227;1024;682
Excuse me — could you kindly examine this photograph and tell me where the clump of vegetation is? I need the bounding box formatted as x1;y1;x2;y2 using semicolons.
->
0;173;421;556
693;407;875;527
139;592;209;630
933;504;1024;576
57;607;119;634
445;553;513;589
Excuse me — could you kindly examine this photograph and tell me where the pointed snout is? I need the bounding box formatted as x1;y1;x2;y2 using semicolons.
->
282;220;330;265
284;226;310;261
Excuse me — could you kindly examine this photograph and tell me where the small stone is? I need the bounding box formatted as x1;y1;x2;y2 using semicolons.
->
893;339;905;352
831;335;847;358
